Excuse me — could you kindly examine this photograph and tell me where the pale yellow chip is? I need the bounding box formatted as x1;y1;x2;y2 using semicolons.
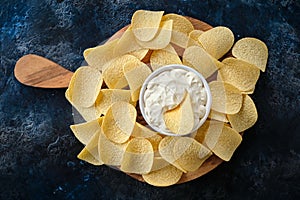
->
129;49;149;60
84;39;119;71
78;130;103;165
102;102;137;143
173;137;212;172
123;59;152;102
164;93;194;135
150;44;182;71
83;47;96;58
69;66;103;108
70;117;103;145
204;123;242;161
228;95;258;132
219;57;260;92
162;13;194;48
98;129;128;166
232;37;268;72
136;19;173;49
158;136;186;172
131;10;164;42
198;26;234;59
150;157;170;172
120;138;154;174
191;120;211;144
208;110;229;122
95;89;132;116
187;30;204;48
131;122;162;151
183;46;218;78
209;81;243;114
142;164;183;187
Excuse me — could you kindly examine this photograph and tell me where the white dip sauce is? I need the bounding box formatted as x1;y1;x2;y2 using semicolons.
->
143;68;207;133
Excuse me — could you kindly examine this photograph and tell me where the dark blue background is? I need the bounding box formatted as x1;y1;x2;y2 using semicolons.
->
1;0;299;199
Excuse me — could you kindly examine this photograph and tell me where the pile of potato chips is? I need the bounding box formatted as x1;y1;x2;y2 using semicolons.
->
65;10;268;187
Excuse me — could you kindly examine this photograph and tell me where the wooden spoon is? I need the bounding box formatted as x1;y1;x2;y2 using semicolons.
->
14;17;224;184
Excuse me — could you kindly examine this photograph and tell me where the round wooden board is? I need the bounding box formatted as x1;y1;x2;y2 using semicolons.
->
107;17;225;185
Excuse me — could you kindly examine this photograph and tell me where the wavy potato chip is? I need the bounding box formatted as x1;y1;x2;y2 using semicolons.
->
95;89;132;116
123;59;152;102
232;37;268;72
150;44;182;71
69;66;103;108
198;26;234;59
70;117;103;145
132;10;164;42
183;46;218;78
142;164;183;187
228;95;258;132
162;13;194;48
173;137;212;172
102;102;137;143
209;81;243;114
84;39;119;71
219;57;260;92
136;19;173;49
98;129;128;166
120;138;154;174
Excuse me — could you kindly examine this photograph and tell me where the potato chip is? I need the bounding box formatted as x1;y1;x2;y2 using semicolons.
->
123;59;152;102
70;117;103;145
131;10;164;42
129;49;149;60
228;95;258;132
198;26;234;59
219;57;260;92
164;93;194;135
204;123;242;161
173;137;212;172
208;110;229;122
95;89;131;116
191;120;211;143
187;30;203;48
98;129;128;166
183;46;218;78
150;157;170;172
162;13;194;48
142;164;183;187
158;136;186;172
120;138;154;174
131;122;162;151
232;37;268;72
136;19;173;50
69;66;103;108
102;102;137;143
209;81;242;114
83;47;96;58
78;130;103;165
84;39;119;71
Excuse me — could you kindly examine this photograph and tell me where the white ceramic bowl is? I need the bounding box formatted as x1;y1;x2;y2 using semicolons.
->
139;64;212;136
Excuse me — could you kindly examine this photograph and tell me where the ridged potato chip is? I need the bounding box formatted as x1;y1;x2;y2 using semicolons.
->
98;129;128;166
120;138;154;174
84;39;119;71
173;137;212;172
162;13;194;48
150;44;182;71
132;10;164;42
198;26;234;59
123;59;152;102
219;57;260;92
204;123;242;161
136;19;173;49
228;95;258;132
164;93;194;135
183;46;218;78
209;81;243;114
232;37;268;72
102;102;137;143
69;66;103;108
70;117;103;145
95;89;132;116
142;164;183;187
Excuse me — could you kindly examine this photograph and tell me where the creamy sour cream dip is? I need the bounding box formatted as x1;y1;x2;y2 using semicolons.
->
142;67;208;133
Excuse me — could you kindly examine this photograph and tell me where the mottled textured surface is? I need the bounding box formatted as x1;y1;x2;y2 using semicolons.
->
1;0;300;199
